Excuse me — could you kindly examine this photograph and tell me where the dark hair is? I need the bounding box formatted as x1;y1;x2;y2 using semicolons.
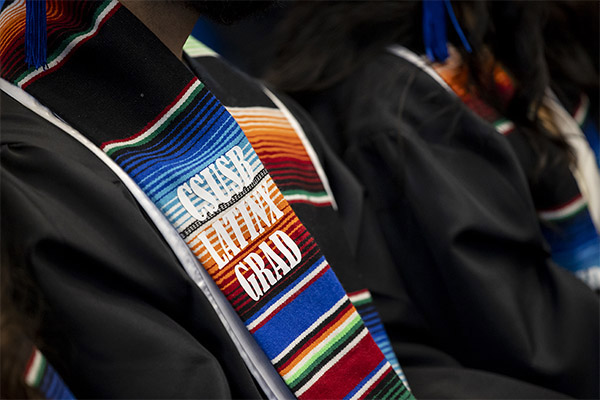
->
267;1;599;169
266;1;422;92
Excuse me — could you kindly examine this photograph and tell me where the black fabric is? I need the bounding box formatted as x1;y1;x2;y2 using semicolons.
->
0;50;398;397
403;367;570;399
2;5;597;395
1;92;263;399
294;51;600;399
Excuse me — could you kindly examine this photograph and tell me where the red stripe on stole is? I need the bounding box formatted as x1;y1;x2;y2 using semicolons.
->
100;77;196;149
299;336;386;400
348;289;370;298
22;347;38;380
287;199;332;207
539;193;583;213
259;156;314;166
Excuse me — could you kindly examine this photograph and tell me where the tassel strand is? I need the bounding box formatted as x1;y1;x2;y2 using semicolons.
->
25;0;47;69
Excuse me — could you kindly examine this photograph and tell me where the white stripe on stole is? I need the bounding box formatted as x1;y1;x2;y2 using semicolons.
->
282;193;332;204
271;296;347;364
294;327;369;397
576;267;600;291
348;290;371;303
495;120;515;135
18;0;120;88
247;259;329;331
348;362;392;400
24;348;43;386
538;196;587;221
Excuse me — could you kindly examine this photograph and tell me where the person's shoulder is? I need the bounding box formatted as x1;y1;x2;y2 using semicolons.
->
184;52;273;109
1;91;116;181
1;90;140;242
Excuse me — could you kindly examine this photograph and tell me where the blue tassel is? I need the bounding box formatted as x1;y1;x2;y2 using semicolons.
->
423;0;448;62
444;0;472;53
422;0;472;62
25;0;47;69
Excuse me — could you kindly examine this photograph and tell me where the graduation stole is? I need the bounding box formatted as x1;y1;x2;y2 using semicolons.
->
428;47;600;290
0;1;412;398
24;347;76;400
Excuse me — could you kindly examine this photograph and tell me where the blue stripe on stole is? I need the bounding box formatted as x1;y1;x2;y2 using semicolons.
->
253;267;347;359
147;121;242;202
543;211;600;272
45;371;60;399
543;208;596;244
377;343;394;353
343;358;387;400
40;366;52;392
359;305;376;313
117;100;220;178
372;334;387;343
113;90;212;167
142;112;241;187
133;102;226;183
245;256;326;326
367;325;385;335
130;113;244;201
553;244;600;272
44;366;75;400
126;100;224;180
40;367;58;395
57;386;72;400
360;312;380;325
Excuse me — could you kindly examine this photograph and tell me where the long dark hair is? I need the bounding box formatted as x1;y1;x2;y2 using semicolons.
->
266;1;599;168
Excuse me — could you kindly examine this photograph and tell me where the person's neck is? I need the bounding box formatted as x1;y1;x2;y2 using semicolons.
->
119;1;200;60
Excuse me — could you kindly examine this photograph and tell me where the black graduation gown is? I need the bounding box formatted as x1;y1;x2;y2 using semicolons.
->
294;51;600;399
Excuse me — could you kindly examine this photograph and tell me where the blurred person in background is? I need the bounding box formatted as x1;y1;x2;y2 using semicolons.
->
267;1;599;398
0;0;412;398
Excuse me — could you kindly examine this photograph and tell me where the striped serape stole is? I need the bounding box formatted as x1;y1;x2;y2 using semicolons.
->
102;77;411;399
0;1;412;397
24;347;75;400
349;290;410;391
432;57;600;291
538;195;600;290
